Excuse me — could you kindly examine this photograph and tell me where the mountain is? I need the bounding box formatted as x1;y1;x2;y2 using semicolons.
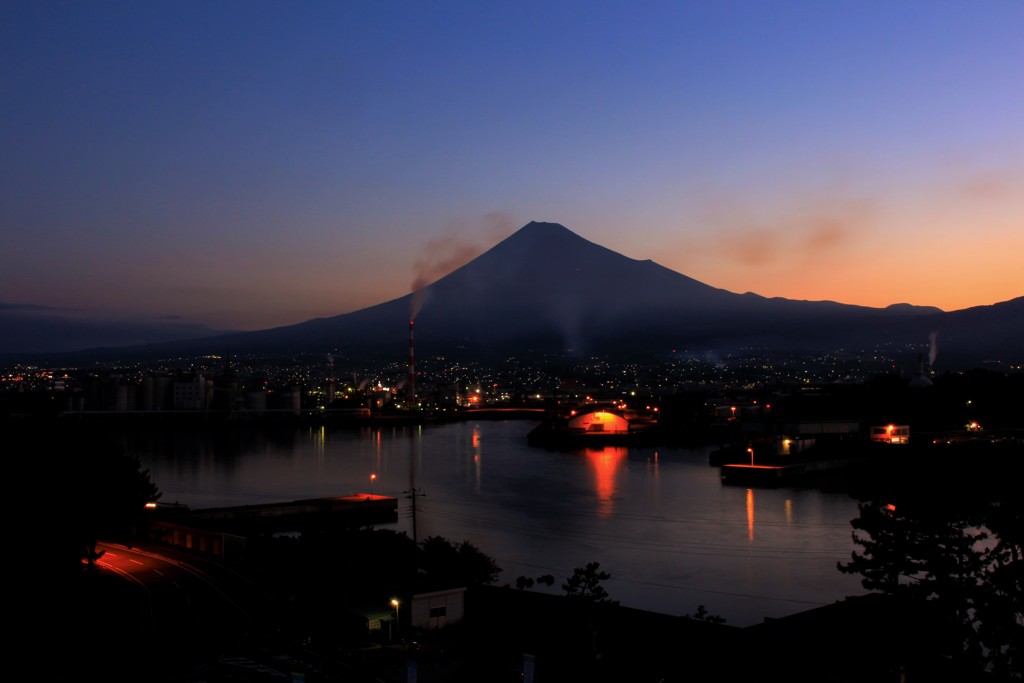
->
0;304;233;355
8;222;1022;368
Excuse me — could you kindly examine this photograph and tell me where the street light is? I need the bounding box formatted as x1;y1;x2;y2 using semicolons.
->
370;473;376;497
391;598;400;640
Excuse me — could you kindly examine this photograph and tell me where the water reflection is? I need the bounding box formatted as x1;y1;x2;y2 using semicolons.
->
746;488;755;541
585;446;627;517
314;424;326;461
472;425;482;491
128;420;865;626
374;428;382;469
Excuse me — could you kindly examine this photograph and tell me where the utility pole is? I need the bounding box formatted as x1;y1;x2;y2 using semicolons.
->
405;429;423;572
405;487;420;545
404;486;423;574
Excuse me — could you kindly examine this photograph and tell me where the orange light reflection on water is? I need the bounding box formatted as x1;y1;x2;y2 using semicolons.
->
746;488;755;541
472;426;482;490
586;446;627;517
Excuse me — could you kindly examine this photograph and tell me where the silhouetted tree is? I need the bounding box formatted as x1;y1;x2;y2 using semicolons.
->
683;605;726;624
563;561;618;605
32;425;161;574
262;526;418;634
839;488;1022;677
515;576;534;589
975;499;1023;678
419;535;501;585
514;573;556;590
838;500;927;597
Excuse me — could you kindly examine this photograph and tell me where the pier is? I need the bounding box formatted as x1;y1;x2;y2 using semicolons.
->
719;458;860;486
143;494;399;559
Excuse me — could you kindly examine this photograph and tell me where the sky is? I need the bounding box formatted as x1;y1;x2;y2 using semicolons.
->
3;1;1022;344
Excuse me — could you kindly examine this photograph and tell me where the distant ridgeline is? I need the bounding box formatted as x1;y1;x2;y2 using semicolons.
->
2;223;1021;369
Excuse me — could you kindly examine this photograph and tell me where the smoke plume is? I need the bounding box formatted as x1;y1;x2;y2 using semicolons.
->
407;229;501;319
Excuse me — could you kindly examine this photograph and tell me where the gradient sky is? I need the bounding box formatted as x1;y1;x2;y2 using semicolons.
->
3;1;1022;336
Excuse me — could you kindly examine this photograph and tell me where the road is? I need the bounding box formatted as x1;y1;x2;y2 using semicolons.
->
57;542;309;682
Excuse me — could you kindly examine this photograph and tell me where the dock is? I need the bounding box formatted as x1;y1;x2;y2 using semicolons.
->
177;493;400;531
720;456;865;486
143;494;400;559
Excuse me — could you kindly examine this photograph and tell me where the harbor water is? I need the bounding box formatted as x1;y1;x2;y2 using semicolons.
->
124;418;867;627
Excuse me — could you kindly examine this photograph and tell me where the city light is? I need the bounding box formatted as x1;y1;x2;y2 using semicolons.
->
391;598;400;640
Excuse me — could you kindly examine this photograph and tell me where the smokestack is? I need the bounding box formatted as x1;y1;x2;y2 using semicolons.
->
407;320;415;405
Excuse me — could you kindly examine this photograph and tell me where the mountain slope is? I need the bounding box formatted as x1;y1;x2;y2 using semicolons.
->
14;222;1021;367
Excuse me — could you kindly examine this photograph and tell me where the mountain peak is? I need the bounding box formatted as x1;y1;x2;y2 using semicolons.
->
507;221;579;245
493;221;599;256
520;220;570;232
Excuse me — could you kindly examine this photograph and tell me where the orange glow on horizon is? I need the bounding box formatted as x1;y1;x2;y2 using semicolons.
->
670;201;1024;314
